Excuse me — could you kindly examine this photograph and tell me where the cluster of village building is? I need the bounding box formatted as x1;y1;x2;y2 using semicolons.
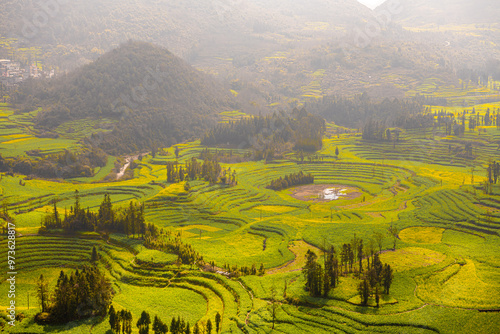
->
0;59;54;86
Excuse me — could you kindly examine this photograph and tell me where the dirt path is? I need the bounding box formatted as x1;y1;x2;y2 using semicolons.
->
237;281;254;325
116;156;134;180
116;153;148;180
366;212;385;219
89;316;105;333
397;200;408;211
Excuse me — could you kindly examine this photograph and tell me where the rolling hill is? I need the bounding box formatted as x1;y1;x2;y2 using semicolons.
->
0;0;375;70
21;41;234;155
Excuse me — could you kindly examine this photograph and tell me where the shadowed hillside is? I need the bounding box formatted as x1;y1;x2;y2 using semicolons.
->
18;41;234;154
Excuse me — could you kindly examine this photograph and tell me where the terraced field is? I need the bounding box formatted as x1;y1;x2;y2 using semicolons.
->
1;90;500;333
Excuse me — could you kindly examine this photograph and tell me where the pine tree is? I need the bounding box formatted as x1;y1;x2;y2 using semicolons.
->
37;274;50;312
109;306;117;332
115;310;122;333
91;246;99;263
215;312;221;333
137;311;151;334
171;317;178;334
358;278;370;306
53;201;60;227
152;315;168;334
358;240;363;274
258;263;265;276
52;271;69;320
388;225;398;250
383;264;394;294
207;319;213;334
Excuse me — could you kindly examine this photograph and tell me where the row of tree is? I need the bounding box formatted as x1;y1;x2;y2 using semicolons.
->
109;307;133;334
267;171;314;191
198;148;248;164
110;309;222;334
362;120;396;142
215;262;266;277
43;191;146;236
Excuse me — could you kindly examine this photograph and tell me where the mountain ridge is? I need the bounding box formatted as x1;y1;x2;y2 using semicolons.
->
376;0;499;26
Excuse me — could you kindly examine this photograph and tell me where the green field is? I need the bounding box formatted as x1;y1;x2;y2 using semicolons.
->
1;87;500;333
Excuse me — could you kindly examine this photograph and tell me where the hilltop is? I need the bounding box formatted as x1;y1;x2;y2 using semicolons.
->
20;41;233;154
376;0;499;26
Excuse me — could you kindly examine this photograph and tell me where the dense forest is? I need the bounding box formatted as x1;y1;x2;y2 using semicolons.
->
13;41;233;155
307;94;439;129
201;109;326;153
36;265;113;324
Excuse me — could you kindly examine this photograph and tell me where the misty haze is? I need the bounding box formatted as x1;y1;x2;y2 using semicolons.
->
0;0;499;333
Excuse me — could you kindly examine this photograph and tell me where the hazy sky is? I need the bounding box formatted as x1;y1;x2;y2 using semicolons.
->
357;0;386;9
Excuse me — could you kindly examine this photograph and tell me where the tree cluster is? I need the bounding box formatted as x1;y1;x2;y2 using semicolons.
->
302;248;339;297
267;171;314;191
0;147;107;179
43;191;146;236
165;157;237;186
37;265;113;323
109;306;133;334
307;94;430;129
357;254;393;306
201;109;326;153
302;233;394;305
487;161;500;184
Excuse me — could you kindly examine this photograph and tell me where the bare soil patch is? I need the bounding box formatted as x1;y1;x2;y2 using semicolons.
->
366;212;385;219
289;184;362;202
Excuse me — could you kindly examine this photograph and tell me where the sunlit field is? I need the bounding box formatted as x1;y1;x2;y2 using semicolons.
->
1;79;499;333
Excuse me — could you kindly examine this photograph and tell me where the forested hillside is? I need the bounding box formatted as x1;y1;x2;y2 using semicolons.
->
0;0;374;69
15;41;233;154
